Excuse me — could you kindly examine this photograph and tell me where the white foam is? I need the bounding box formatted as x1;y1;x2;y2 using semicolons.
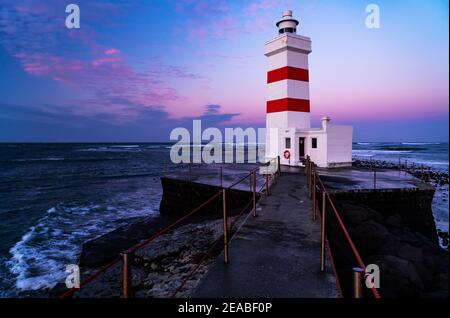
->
7;202;158;292
402;142;440;145
14;157;65;162
109;145;140;148
353;149;412;154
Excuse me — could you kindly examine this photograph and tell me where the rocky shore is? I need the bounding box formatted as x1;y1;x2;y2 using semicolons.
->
58;215;247;298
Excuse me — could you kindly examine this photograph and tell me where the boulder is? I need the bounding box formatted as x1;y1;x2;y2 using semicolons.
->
367;254;424;297
384;214;403;228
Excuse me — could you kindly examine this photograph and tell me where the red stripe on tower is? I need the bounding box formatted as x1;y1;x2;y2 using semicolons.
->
267;66;309;83
266;98;310;113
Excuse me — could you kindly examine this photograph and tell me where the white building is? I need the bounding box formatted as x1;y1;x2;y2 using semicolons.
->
265;10;353;168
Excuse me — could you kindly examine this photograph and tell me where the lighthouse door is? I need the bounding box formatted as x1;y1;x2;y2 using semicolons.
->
299;137;305;158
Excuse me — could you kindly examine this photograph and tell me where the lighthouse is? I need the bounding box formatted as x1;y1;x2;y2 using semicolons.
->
265;10;353;168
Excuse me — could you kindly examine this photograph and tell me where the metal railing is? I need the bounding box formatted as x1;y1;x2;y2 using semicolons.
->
59;158;281;298
305;156;381;299
353;155;434;183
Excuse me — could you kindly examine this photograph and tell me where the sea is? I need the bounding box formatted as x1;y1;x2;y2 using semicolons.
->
0;142;448;297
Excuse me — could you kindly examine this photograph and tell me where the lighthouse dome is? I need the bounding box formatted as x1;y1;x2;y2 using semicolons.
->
276;10;299;35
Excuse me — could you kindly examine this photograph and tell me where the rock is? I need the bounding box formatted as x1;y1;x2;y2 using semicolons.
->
340;203;371;224
71;218;227;298
330;199;448;298
397;244;423;263
352;220;390;254
384;214;403;228
367;254;424;297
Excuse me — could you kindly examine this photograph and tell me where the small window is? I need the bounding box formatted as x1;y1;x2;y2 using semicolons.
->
285;137;291;149
311;138;318;149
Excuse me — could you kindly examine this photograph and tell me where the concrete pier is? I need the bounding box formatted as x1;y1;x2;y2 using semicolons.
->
193;171;339;298
317;167;437;242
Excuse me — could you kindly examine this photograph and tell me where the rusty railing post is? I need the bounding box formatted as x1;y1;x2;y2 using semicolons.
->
271;159;277;185
220;166;223;188
320;191;326;272
163;160;166;177
309;162;313;199
306;156;310;183
352;267;364;298
277;155;281;177
121;252;132;298
374;169;377;189
307;159;310;197
222;189;229;264
313;169;317;221
252;171;257;217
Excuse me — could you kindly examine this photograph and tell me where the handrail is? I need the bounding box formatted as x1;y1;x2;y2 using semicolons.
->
227;167;259;189
312;164;381;299
59;161;279;298
128;192;222;254
170;197;254;298
59;191;222;299
59;255;121;298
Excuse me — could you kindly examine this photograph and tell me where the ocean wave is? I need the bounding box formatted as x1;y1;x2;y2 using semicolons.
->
109;145;140;148
146;145;167;149
402;142;441;145
380;146;427;151
78;146;141;152
7;203;157;292
353;149;412;154
77;147;108;152
13;157;65;162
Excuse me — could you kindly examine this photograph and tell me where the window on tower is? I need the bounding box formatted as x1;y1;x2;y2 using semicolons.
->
279;27;295;34
285;137;291;149
312;138;318;149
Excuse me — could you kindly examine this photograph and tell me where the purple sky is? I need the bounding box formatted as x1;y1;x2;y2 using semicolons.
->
0;0;448;142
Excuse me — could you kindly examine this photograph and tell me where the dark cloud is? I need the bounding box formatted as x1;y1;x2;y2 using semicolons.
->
204;104;221;115
0;101;240;142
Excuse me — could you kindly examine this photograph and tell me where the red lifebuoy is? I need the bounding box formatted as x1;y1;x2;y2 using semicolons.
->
284;150;290;159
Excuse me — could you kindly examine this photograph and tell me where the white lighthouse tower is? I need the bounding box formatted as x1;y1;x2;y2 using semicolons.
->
265;10;353;168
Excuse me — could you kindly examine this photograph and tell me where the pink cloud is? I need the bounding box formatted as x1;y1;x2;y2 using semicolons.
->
92;57;122;67
0;1;207;123
104;48;120;55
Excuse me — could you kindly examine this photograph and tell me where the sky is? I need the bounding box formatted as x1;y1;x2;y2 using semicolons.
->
0;0;448;142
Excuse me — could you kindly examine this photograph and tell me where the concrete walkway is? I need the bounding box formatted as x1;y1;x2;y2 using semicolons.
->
193;171;339;298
